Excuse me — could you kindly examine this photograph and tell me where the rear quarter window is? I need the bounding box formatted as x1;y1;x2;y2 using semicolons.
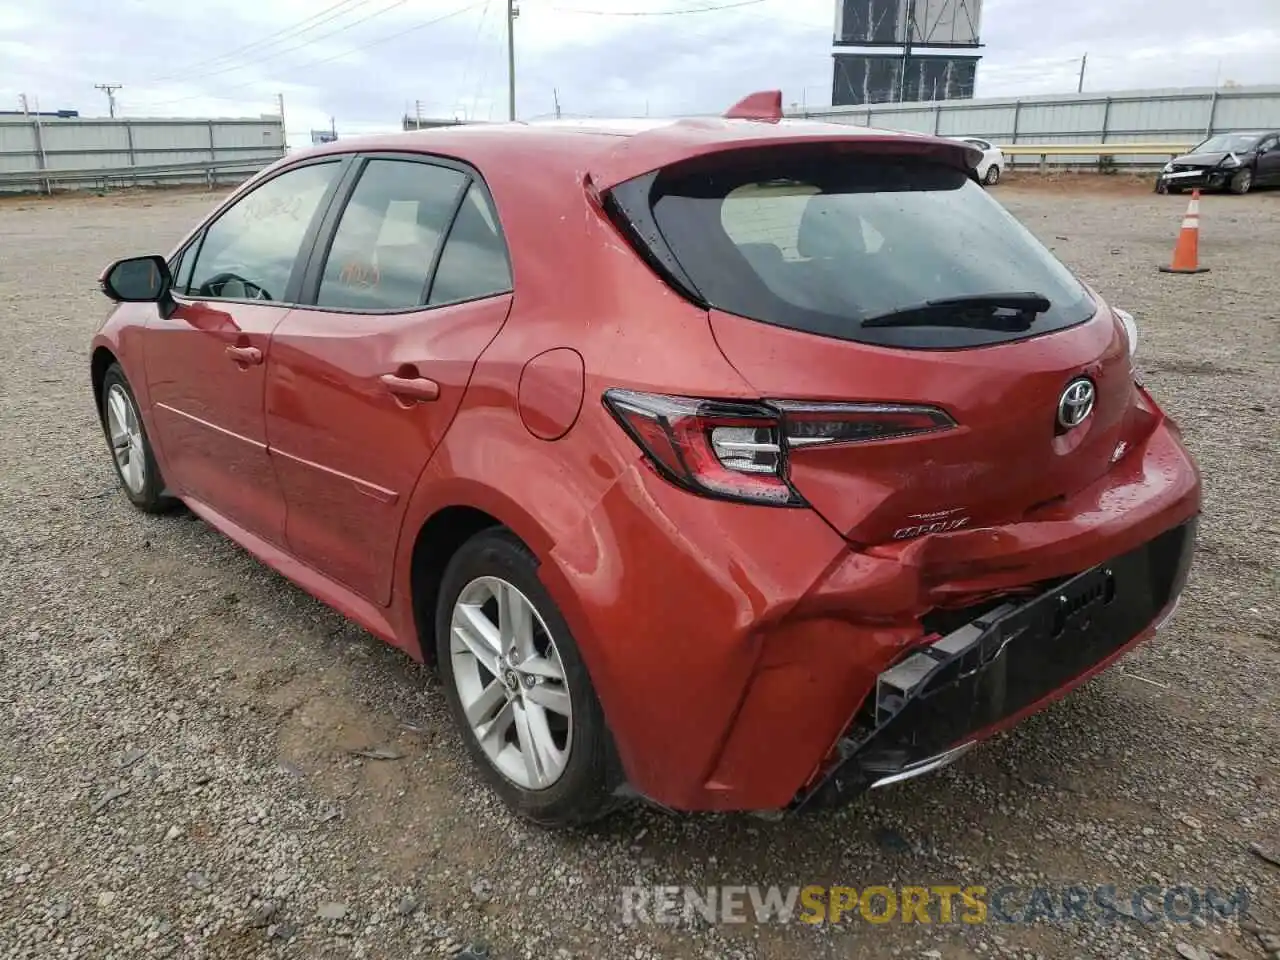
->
428;181;512;306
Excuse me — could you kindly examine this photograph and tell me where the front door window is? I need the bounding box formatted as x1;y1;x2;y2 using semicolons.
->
185;161;342;303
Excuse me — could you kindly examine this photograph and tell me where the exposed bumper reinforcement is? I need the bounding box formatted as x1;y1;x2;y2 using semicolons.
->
868;741;978;789
793;517;1197;812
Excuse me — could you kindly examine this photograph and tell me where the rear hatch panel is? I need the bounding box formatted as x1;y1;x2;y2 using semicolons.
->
601;136;1142;548
711;305;1135;545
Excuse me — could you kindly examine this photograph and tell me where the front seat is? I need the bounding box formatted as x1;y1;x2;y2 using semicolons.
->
789;195;871;316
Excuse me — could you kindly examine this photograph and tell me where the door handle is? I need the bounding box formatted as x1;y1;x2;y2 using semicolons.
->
226;345;262;365
380;373;440;402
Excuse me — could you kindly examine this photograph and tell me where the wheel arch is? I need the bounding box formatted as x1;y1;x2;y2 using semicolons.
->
90;344;119;411
409;504;506;664
404;480;562;665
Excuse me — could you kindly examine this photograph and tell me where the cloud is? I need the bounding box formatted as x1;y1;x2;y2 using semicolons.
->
0;0;1274;144
976;0;1278;93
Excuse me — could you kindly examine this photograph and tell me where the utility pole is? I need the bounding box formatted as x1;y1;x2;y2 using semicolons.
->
23;93;50;194
415;99;423;127
506;0;519;121
1077;53;1087;93
95;83;122;118
553;88;561;119
276;93;287;153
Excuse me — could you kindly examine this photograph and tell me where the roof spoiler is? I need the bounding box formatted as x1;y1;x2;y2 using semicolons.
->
723;90;783;121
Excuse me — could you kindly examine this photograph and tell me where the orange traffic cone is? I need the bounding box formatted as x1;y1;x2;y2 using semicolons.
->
1159;189;1210;274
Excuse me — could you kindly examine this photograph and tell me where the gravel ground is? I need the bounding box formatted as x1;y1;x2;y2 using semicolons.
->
1;178;1278;960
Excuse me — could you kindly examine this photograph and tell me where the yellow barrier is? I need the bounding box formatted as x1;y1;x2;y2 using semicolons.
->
997;143;1191;155
993;143;1192;173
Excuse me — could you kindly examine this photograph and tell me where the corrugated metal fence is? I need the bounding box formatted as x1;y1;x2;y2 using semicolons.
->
788;84;1280;169
0;115;287;193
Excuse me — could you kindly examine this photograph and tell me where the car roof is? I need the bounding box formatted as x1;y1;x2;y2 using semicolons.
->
291;99;977;190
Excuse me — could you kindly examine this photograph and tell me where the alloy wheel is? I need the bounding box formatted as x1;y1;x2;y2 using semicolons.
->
449;575;573;790
105;382;146;495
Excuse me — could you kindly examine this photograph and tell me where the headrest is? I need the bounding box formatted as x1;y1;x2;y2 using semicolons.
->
796;194;862;260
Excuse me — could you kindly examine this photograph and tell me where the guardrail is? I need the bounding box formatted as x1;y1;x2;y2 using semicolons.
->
995;143;1193;173
0;156;283;195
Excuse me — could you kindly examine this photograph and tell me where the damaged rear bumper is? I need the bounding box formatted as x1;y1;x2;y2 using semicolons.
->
793;516;1197;811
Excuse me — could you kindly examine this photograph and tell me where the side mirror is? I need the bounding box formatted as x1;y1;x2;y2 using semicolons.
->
100;255;172;303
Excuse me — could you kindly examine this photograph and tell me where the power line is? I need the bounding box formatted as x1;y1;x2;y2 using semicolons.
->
156;0;421;86
142;0;376;83
132;2;485;109
456;0;493;115
471;4;502;120
507;0;518;120
549;0;765;14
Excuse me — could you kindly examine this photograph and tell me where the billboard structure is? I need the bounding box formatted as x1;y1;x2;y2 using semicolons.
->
831;0;983;105
835;0;982;46
833;52;979;104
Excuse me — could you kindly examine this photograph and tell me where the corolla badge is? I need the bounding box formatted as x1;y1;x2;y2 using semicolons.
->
1057;377;1096;430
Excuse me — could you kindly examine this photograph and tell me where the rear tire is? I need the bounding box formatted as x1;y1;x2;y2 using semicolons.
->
984;164;1000;186
98;363;177;514
1229;168;1253;195
434;528;624;827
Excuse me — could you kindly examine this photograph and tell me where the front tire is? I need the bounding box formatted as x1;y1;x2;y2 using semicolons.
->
984;164;1000;186
434;528;623;827
98;363;176;514
1229;168;1253;194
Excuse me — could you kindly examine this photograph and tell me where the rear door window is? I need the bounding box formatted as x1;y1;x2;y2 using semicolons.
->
315;159;468;311
622;149;1097;349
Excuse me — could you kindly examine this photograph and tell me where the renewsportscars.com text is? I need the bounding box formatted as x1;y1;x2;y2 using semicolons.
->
620;883;1249;926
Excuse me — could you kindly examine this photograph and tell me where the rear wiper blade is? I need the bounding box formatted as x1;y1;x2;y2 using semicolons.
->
860;292;1053;329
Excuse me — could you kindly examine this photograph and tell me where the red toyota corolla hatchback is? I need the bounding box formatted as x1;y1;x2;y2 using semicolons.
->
90;92;1201;827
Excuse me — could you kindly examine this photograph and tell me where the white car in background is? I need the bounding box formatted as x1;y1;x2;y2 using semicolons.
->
950;137;1005;186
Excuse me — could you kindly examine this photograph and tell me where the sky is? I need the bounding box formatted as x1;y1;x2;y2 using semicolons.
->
0;0;1276;146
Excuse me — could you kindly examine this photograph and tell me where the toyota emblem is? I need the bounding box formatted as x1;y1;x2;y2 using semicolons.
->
1057;377;1096;430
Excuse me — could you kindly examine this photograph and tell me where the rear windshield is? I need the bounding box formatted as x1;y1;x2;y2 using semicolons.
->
619;149;1097;349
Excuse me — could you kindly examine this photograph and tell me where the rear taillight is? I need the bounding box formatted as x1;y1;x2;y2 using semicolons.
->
603;390;798;504
602;389;956;506
774;402;955;447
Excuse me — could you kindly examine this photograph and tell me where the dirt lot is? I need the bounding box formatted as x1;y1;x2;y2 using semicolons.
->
1;178;1278;960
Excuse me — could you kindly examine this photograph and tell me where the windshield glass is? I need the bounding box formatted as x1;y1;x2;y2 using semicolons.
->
643;149;1096;348
1191;134;1261;153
